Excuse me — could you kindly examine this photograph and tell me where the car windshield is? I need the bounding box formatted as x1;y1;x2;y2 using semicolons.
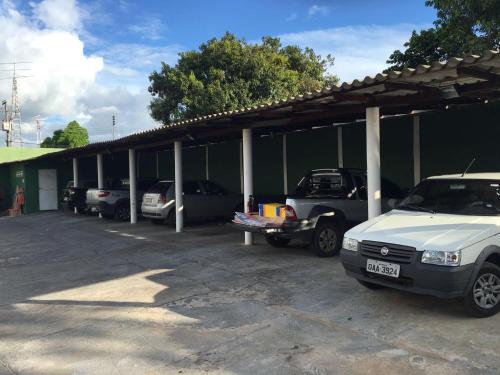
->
398;178;500;216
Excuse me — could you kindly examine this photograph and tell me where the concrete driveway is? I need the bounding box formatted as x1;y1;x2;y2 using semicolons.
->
0;212;499;374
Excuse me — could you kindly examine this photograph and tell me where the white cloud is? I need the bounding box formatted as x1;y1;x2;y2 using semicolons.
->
285;12;297;22
279;24;425;83
0;0;173;146
31;0;83;31
308;5;330;17
128;18;165;40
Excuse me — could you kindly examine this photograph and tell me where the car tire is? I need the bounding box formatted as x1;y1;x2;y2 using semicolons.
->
114;203;130;222
463;262;500;318
151;218;165;225
265;235;291;248
101;212;114;220
357;279;385;290
166;209;187;227
310;221;342;257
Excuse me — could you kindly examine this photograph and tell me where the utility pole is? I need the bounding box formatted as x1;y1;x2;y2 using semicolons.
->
112;113;116;140
36;119;42;146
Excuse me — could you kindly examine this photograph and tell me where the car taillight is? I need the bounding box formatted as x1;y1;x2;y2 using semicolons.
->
98;191;110;198
160;193;168;204
285;205;298;221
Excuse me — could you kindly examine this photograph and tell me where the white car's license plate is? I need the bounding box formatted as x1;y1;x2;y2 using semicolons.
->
366;259;400;278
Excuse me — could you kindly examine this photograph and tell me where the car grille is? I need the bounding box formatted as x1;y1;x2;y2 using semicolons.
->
360;241;416;264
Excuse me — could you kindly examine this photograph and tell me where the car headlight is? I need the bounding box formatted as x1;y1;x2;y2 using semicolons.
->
421;250;461;267
342;237;359;252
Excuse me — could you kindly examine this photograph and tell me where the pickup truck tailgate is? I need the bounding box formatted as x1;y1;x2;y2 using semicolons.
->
86;189;100;205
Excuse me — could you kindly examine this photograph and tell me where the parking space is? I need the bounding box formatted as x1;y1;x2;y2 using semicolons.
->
0;212;499;374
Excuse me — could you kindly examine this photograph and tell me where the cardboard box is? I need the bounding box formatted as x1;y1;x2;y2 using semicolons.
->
259;203;285;218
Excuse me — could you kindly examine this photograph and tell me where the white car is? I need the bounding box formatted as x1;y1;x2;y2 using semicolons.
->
341;173;500;317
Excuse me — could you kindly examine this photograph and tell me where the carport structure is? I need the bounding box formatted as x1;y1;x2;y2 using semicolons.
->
18;50;500;243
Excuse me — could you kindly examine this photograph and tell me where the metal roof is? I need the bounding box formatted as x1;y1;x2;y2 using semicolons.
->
2;49;500;164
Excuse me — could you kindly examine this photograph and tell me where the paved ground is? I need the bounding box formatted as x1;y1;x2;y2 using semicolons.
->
0;212;499;375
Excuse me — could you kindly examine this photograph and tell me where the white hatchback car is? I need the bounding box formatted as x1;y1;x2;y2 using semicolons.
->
341;173;500;317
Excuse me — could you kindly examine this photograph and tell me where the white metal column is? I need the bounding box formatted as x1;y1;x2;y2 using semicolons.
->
72;157;78;214
174;141;184;232
129;149;137;224
282;134;288;195
413;115;421;185
366;107;381;219
337;127;344;168
239;140;243;193
97;153;104;218
242;129;253;245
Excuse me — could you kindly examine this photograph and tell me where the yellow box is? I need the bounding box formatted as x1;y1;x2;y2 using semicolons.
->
261;203;285;218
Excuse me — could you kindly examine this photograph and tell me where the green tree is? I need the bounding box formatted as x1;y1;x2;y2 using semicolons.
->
41;121;89;148
148;33;338;123
387;0;500;71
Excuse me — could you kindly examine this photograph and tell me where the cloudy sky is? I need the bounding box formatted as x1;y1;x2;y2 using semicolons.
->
0;0;435;146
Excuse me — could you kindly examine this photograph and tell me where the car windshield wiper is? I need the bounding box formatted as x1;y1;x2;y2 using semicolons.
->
397;204;436;214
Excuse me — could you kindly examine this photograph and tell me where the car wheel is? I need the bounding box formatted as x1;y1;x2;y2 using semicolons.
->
357;279;385;290
265;235;291;248
114;204;130;221
151;218;165;225
310;221;342;257
464;262;500;318
166;209;186;227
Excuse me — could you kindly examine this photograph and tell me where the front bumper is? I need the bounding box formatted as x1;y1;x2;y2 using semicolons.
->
341;249;474;298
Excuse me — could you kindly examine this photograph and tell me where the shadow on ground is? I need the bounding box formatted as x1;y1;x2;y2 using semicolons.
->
0;212;499;374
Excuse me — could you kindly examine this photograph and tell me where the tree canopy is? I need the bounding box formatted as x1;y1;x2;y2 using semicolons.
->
387;0;500;71
148;33;338;123
41;121;89;148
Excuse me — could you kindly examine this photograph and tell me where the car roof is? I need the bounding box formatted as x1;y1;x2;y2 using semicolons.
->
428;173;500;180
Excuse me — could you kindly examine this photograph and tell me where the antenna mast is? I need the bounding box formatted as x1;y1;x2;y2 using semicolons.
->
10;63;23;146
0;61;31;147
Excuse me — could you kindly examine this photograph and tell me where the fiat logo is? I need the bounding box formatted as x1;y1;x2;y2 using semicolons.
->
380;247;389;256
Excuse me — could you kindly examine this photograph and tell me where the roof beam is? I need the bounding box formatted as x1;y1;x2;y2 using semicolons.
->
383;82;444;97
457;66;500;81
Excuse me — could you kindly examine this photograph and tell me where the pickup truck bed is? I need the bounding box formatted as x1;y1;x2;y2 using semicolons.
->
233;168;403;257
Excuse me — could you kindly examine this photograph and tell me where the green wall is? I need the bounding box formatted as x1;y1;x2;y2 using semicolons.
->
208;140;240;193
287;127;339;192
0;165;10;212
183;147;206;180
421;103;500;179
343;123;366;170
254;136;284;195
381;116;413;188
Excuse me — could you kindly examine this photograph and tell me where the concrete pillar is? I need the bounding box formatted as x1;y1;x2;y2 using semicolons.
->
174;141;183;233
337;127;344;168
72;157;78;214
413;115;421;185
366;107;381;219
129;149;137;224
242;129;253;245
97;153;104;218
283;134;288;195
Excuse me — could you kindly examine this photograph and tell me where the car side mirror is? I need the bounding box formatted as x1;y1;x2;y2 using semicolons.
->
388;198;401;209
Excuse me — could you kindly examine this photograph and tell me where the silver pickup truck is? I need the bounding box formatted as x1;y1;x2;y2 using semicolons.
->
86;179;157;220
234;168;403;257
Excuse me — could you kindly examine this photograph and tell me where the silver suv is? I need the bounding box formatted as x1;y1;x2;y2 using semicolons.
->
142;180;243;225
